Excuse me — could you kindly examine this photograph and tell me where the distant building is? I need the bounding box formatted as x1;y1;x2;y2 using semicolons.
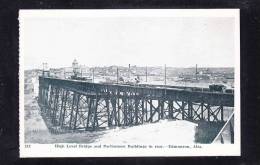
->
72;59;80;77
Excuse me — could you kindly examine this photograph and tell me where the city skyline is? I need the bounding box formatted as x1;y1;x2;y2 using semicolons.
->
20;13;236;70
25;61;234;71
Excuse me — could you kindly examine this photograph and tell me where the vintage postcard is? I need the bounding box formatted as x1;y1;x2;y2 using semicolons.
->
19;9;240;157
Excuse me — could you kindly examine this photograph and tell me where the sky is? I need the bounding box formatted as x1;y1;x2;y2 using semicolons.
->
20;13;236;70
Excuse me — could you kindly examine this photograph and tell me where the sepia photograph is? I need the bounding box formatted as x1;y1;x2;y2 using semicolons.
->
19;9;240;157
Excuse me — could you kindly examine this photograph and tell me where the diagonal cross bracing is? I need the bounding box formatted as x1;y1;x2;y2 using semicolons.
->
38;77;234;131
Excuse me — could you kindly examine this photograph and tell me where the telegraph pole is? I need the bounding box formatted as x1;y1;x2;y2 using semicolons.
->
128;64;131;78
164;64;167;85
92;68;95;83
42;62;48;77
117;67;119;84
81;68;82;78
42;62;48;71
42;63;44;77
196;64;198;80
146;66;148;82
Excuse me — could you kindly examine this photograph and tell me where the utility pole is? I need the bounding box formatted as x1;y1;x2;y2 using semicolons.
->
92;68;94;83
117;67;119;84
81;68;82;78
128;64;131;78
42;62;48;71
146;66;148;82
164;64;167;85
42;62;48;77
42;62;45;77
196;64;198;80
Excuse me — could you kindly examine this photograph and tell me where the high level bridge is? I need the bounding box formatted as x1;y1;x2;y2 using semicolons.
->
38;76;234;132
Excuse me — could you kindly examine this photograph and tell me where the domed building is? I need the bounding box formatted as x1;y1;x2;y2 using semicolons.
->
72;59;80;77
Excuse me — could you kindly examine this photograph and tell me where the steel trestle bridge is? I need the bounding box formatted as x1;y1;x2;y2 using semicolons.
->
38;76;234;132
